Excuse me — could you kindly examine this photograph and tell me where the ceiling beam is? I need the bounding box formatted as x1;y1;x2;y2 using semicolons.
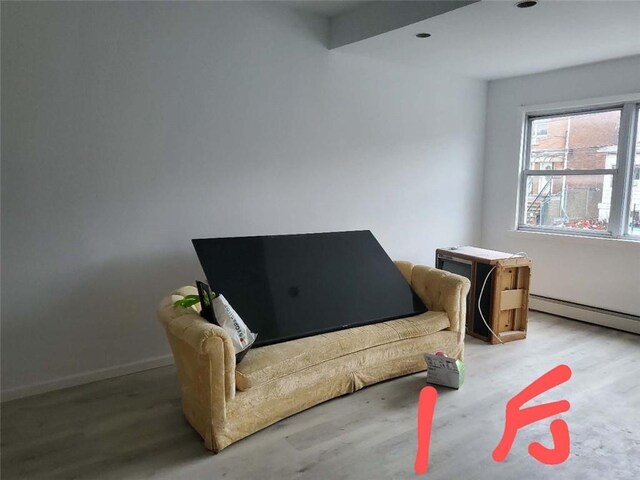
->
330;0;479;49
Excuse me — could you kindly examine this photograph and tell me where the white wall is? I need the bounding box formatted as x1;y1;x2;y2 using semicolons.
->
481;56;640;316
1;1;487;399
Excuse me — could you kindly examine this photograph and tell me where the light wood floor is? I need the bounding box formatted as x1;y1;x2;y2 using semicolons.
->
2;312;639;480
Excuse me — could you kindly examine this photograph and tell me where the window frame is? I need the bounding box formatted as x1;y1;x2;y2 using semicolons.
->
517;96;640;241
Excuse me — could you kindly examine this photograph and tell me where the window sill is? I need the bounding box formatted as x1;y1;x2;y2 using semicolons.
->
508;229;640;249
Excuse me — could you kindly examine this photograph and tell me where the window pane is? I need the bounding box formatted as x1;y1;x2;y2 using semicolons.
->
528;110;621;171
524;174;613;232
628;108;640;236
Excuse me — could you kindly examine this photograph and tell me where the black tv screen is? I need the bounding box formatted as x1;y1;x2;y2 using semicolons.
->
192;230;426;347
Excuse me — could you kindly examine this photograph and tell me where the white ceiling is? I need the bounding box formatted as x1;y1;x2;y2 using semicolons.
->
334;0;640;80
281;0;369;18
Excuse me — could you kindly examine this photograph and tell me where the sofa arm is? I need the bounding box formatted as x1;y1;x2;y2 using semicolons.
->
394;260;414;283
410;265;471;344
157;287;236;402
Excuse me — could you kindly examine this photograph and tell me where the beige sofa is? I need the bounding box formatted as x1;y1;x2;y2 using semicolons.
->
157;261;470;452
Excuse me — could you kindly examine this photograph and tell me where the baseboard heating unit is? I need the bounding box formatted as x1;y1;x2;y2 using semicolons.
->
529;295;640;335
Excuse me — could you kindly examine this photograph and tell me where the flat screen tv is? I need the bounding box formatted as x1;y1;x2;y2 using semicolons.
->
192;230;426;347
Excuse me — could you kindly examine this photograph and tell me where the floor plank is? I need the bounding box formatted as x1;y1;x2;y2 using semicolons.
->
2;312;639;479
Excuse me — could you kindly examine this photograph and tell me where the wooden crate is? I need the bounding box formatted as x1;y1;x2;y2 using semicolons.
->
488;257;531;344
435;247;531;345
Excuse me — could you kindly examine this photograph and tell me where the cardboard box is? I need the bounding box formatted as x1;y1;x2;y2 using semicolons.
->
424;353;465;389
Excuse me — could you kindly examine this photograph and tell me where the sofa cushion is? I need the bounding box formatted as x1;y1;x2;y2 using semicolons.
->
235;310;450;391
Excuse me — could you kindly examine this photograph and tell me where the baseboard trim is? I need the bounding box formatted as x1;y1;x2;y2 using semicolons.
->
529;295;640;335
1;354;174;403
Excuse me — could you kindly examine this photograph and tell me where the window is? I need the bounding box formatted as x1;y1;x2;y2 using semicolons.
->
519;101;640;239
629;108;640;236
531;120;549;142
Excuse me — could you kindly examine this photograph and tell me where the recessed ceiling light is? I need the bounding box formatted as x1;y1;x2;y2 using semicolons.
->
416;33;431;39
515;0;538;8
